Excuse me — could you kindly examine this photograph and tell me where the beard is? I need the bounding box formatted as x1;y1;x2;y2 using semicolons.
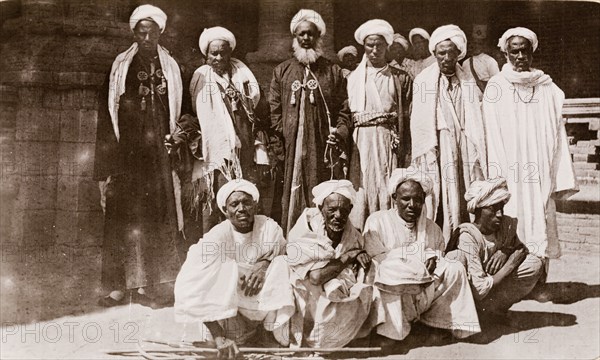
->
292;38;323;65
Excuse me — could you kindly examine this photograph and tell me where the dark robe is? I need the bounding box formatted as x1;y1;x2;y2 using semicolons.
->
269;57;351;233
93;53;183;290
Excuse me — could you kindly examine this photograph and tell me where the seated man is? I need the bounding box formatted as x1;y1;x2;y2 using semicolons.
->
446;177;543;319
363;168;481;342
174;179;294;358
286;180;374;348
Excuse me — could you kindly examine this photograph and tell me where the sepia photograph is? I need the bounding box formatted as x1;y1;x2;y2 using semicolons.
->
0;0;598;358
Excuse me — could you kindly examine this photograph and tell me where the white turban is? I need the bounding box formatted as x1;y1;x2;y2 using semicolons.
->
498;27;539;53
392;34;410;50
337;45;358;62
429;24;467;60
129;4;167;33
354;19;394;45
465;177;512;214
388;167;434;197
290;9;326;36
216;179;260;214
408;28;430;45
312;180;356;207
198;26;237;56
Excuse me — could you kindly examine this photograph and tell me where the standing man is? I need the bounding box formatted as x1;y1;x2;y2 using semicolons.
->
346;19;412;229
337;45;359;77
483;27;578;261
407;28;436;78
411;24;487;241
269;9;351;234
462;24;500;95
94;4;183;306
388;33;415;79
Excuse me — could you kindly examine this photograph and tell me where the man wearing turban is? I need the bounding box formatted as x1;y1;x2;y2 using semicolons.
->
411;24;487;241
388;33;416;80
363;167;481;342
93;4;185;306
446;178;544;319
482;27;578;262
407;27;436;78
174;179;294;357
462;24;499;95
337;45;359;77
269;9;352;234
170;26;271;233
286;179;374;347
346;20;413;230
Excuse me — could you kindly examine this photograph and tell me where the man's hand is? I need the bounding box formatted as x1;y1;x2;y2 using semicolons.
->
485;249;509;275
355;251;371;270
164;134;182;155
215;336;240;359
240;261;269;297
425;256;437;275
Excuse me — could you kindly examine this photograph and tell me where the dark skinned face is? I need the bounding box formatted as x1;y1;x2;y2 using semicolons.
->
206;40;232;75
342;53;358;70
434;40;460;75
387;42;407;63
412;34;430;59
364;35;388;68
294;21;320;49
320;193;353;235
224;191;256;233
506;36;533;72
133;20;160;56
393;180;425;223
474;202;504;235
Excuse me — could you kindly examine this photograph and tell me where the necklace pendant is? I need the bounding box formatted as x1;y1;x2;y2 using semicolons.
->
141;97;146;111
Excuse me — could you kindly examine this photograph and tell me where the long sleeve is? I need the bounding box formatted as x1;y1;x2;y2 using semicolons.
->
93;72;123;181
456;232;494;299
268;67;283;138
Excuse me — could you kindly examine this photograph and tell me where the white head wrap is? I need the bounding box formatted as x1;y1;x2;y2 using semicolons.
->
312;180;356;207
129;4;167;33
498;27;539;53
337;45;358;62
388;167;434;197
408;28;430;45
290;9;326;36
198;26;236;56
392;33;410;50
216;179;260;214
429;24;468;60
354;19;394;45
465;177;512;214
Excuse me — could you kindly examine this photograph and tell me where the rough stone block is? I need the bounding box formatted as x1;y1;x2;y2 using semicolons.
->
77;177;101;212
17;175;57;210
42;89;62;110
574;162;598;170
57;142;95;177
573;154;589;162
54;210;78;244
15;108;60;142
77;210;104;247
60;109;98;143
589;118;600;131
18;88;44;107
56;175;78;211
20;209;57;248
15;142;60;177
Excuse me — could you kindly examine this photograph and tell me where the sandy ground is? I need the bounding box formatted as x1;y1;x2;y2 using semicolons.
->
1;250;598;360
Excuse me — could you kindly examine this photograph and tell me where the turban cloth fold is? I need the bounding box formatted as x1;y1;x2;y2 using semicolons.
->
199;26;236;56
354;19;394;45
129;4;167;33
498;27;538;53
429;24;468;60
408;27;430;45
392;33;410;50
216;179;260;214
290;9;326;36
312;180;356;206
337;45;358;62
388;167;434;197
465;177;512;213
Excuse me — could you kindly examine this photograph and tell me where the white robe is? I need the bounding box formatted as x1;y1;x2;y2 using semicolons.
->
482;64;578;258
174;215;295;345
364;209;481;340
286;208;374;348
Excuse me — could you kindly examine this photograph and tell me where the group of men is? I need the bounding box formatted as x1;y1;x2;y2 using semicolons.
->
93;4;578;354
